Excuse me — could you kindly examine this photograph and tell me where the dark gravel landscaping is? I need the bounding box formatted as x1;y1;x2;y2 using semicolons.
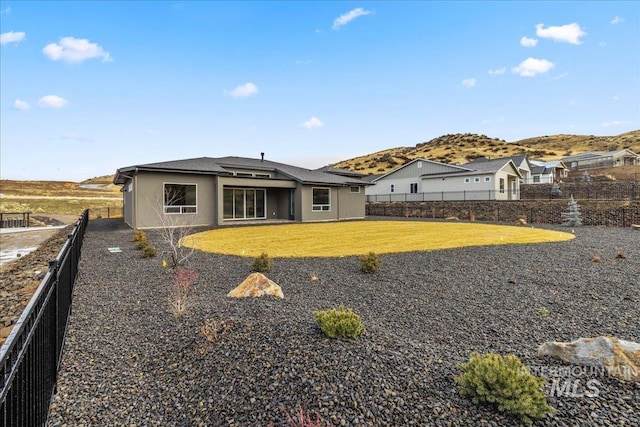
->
48;219;640;426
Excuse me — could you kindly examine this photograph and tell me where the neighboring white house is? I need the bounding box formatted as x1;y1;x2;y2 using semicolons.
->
560;149;640;171
366;158;522;201
528;160;569;184
466;155;532;185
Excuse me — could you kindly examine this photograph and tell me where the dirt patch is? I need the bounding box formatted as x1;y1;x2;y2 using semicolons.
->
0;217;77;346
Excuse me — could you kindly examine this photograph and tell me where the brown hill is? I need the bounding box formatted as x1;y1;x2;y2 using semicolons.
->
332;130;640;176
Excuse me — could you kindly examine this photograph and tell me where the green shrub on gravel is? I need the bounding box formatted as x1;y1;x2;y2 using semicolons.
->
455;352;555;424
134;240;148;250
314;305;364;339
359;251;381;273
252;252;272;273
133;230;147;243
142;245;157;258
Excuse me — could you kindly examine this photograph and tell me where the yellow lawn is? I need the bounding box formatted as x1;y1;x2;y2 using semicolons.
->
183;221;575;258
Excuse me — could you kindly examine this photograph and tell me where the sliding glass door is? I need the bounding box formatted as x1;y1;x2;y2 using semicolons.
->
223;188;266;220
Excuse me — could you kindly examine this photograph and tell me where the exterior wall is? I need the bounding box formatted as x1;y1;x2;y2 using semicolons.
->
133;172;217;229
366;160;465;196
123;187;133;227
300;185;338;221
336;186;366;219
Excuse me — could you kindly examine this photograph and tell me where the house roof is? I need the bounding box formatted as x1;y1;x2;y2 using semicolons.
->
421;158;522;179
315;166;368;178
560;149;640;163
372;158;472;182
466;154;531;170
114;156;370;186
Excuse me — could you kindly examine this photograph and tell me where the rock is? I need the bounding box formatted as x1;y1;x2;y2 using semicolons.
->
227;273;284;299
538;336;640;382
514;218;527;226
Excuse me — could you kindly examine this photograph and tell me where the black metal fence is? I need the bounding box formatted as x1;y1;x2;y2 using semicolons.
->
0;209;89;427
521;185;640;201
0;212;31;229
366;189;519;203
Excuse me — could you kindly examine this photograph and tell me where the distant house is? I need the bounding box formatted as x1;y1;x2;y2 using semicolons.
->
528;160;569;184
113;156;369;229
560;149;640;171
467;155;532;185
365;158;522;201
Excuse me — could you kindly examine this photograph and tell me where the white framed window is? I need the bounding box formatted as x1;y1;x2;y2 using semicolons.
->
164;183;197;214
312;187;331;211
464;178;470;184
255;173;271;178
474;177;481;183
499;178;505;193
350;186;360;193
390;184;395;193
410;183;418;193
484;176;491;182
533;176;541;183
417;161;423;168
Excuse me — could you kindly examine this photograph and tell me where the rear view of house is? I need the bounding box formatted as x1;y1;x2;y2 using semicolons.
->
114;156;369;229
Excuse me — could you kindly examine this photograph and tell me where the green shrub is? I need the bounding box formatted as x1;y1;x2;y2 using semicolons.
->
252;252;272;272
314;305;364;339
142;245;157;258
133;230;147;242
359;251;381;273
455;352;555;424
134;241;148;250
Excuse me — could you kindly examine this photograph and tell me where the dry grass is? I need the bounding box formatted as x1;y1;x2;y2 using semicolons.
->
0;179;122;217
183;221;575;258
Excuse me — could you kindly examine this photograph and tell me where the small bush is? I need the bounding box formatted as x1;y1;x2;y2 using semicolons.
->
134;241;148;250
359;252;381;273
133;230;147;242
200;318;233;344
537;307;551;317
169;268;198;322
142;245;157;258
285;404;323;427
314;305;364;339
252;252;272;272
455;352;555;424
615;252;627;259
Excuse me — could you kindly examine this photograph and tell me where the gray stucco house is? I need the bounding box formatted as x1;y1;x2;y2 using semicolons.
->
114;156;369;229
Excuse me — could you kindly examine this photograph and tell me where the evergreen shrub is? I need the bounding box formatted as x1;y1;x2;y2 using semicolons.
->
455;352;555;424
314;305;364;339
142;245;157;258
252;252;272;272
359;252;381;273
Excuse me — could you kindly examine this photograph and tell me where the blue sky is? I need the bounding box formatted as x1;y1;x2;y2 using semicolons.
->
1;1;638;181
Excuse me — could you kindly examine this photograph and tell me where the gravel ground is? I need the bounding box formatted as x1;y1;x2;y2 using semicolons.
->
47;219;639;426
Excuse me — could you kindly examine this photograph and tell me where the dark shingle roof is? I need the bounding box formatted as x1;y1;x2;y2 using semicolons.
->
114;156;369;186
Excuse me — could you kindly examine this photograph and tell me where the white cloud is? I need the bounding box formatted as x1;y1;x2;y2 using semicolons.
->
512;58;554;77
300;116;324;129
13;99;30;110
462;78;476;88
226;82;259;98
332;8;372;30
535;23;586;45
61;133;92;142
602;120;630;127
37;95;69;108
611;16;624;25
520;36;538;47
1;31;26;45
42;37;112;63
488;67;506;76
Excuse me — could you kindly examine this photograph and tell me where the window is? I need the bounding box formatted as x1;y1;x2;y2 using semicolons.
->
164;183;197;214
499;178;505;193
417;161;423;168
350;186;360;193
533;176;541;183
312;187;331;211
235;172;253;178
223;188;266;219
464;178;470;184
410;183;418;193
390;184;395;193
255;173;271;178
474;177;481;183
484;176;491;182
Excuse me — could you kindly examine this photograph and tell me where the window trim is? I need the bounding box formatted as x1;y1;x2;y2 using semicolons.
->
474;177;481;183
312;187;331;212
390;184;395;193
410;183;418;194
223;187;267;220
484;176;491;182
464;178;470;184
350;186;361;193
163;182;197;214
